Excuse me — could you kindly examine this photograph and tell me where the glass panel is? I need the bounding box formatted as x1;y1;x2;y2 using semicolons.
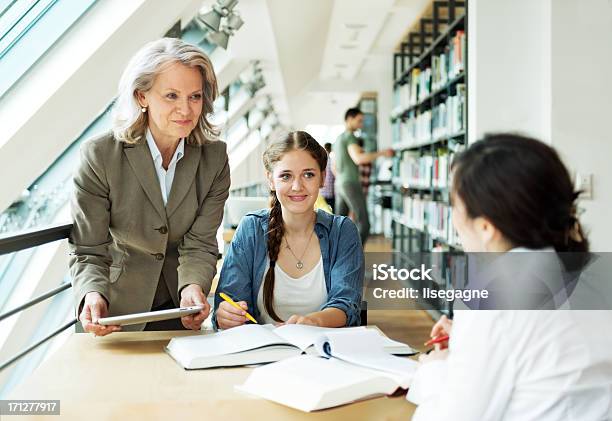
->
0;0;96;99
0;0;54;57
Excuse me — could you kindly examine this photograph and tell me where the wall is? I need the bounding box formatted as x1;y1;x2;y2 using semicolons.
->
468;0;612;251
550;0;612;251
467;0;551;143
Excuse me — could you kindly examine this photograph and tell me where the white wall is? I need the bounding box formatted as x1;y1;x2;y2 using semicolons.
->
467;0;551;143
468;0;612;251
550;0;612;251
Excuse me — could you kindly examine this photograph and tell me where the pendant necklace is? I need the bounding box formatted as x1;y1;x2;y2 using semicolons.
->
285;229;315;270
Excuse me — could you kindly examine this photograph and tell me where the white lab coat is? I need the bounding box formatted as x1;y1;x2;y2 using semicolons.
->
408;249;612;420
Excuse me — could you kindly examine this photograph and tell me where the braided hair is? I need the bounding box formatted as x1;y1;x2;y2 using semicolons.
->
261;131;328;321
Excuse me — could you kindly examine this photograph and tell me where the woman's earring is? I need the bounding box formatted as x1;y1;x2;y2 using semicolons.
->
141;107;147;113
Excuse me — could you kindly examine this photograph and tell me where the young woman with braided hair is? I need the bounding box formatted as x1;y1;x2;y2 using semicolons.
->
214;131;364;328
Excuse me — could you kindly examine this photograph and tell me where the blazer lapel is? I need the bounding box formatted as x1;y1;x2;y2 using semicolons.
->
123;143;166;220
166;144;200;218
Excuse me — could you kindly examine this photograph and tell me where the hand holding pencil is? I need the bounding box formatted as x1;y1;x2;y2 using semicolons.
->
216;292;258;329
425;315;453;349
418;315;453;364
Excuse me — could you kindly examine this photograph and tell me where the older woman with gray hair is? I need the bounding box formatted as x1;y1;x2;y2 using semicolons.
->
69;38;230;335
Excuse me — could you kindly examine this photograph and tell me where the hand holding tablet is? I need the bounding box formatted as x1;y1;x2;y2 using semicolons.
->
98;306;204;326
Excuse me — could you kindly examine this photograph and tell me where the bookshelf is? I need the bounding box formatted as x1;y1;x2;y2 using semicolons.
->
390;1;467;315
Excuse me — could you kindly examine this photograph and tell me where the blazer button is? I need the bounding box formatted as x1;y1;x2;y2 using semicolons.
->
158;226;168;234
154;253;164;261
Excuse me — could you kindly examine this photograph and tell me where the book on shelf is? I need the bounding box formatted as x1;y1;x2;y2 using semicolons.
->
391;85;464;149
431;30;466;92
165;324;415;369
393;28;465;118
235;329;418;412
397;152;432;188
397;196;459;246
394;149;450;189
409;68;420;105
432;149;449;188
449;30;465;79
431;49;449;91
417;67;432;101
431;84;466;140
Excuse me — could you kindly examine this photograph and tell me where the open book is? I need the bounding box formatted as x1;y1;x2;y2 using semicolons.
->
165;324;415;369
235;329;418;412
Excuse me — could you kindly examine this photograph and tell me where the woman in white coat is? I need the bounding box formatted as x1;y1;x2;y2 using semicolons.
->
408;133;612;420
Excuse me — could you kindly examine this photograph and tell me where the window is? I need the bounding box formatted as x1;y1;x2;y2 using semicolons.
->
0;0;97;99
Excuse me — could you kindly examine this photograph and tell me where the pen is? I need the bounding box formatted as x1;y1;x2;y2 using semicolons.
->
424;335;449;347
218;292;258;324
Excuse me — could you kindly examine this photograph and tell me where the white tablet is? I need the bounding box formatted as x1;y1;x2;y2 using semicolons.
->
98;306;204;326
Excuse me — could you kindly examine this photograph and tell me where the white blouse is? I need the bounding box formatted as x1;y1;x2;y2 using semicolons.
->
408;249;612;420
256;257;327;324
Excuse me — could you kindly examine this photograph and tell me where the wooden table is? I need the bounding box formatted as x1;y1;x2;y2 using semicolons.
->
9;329;416;420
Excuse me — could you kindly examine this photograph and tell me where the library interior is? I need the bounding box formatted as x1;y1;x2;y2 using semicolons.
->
0;0;611;420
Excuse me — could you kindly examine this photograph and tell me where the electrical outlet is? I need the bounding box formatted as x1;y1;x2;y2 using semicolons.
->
575;173;593;200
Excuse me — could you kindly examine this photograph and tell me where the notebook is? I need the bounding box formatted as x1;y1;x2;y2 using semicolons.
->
165;324;415;369
235;329;419;412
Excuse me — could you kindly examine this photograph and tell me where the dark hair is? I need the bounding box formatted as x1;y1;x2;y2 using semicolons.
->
344;107;362;121
324;142;332;153
452;133;589;255
261;131;328;322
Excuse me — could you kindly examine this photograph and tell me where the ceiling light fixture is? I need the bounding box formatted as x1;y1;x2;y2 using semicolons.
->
196;0;238;32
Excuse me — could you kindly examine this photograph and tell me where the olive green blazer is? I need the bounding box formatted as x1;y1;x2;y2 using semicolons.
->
68;132;230;330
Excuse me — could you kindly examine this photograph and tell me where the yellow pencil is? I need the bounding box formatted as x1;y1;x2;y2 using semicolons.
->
219;292;258;324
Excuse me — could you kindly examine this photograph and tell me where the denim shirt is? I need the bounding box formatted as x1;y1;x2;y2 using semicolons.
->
214;208;364;327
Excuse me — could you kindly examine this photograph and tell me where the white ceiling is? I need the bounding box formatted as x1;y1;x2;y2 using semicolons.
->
212;0;430;129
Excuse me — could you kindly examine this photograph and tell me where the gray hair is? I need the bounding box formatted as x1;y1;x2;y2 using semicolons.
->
112;37;219;145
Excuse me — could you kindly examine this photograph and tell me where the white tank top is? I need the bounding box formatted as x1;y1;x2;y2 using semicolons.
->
256;257;328;324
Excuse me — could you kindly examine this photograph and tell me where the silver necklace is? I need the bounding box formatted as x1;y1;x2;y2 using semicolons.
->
285;229;315;270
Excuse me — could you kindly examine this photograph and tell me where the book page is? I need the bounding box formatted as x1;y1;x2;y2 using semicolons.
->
273;325;366;351
167;324;291;360
236;355;399;412
314;330;417;387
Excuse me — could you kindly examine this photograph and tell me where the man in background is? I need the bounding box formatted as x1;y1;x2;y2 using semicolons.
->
321;142;336;212
333;107;393;245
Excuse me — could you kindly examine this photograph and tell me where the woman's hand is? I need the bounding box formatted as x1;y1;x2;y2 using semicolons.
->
419;344;450;364
216;300;248;329
79;292;121;336
285;314;320;326
180;284;211;330
429;315;453;349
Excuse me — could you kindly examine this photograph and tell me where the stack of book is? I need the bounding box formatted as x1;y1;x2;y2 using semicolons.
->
235;328;418;412
165;325;418;413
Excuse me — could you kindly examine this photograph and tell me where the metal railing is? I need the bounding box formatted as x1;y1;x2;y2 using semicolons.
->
0;223;76;372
